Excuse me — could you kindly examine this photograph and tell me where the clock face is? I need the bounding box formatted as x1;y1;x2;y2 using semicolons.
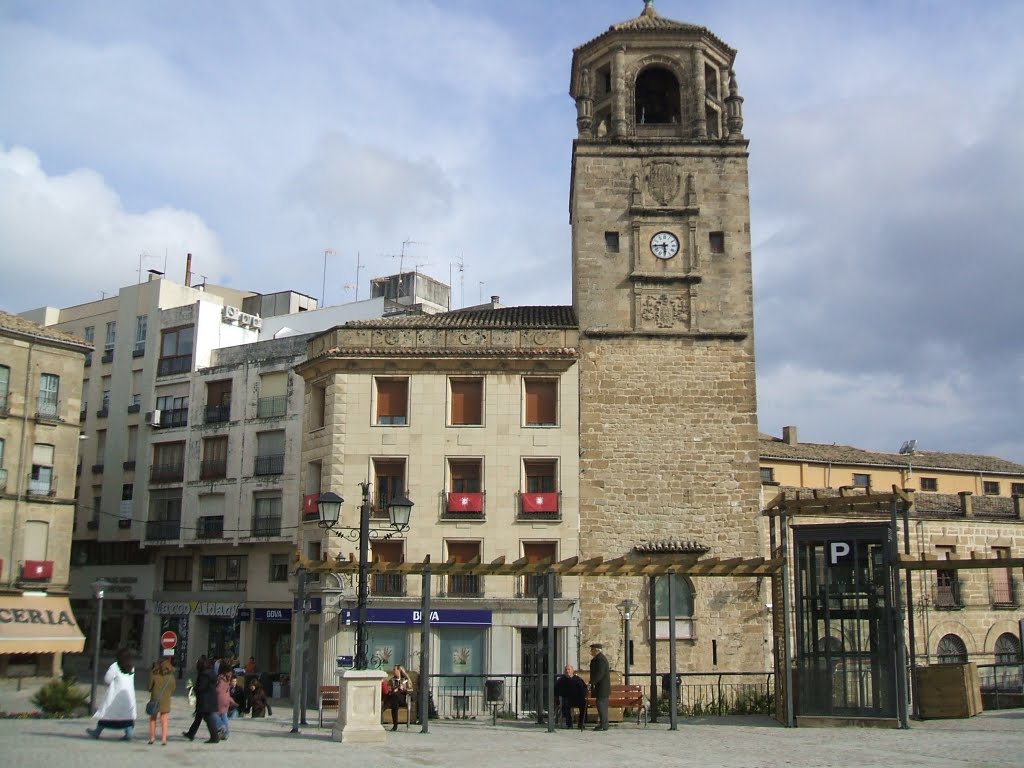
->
650;231;679;260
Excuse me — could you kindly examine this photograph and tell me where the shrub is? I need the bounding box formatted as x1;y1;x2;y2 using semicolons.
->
31;676;89;717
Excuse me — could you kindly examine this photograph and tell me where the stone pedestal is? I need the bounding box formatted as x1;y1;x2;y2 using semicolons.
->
332;668;387;743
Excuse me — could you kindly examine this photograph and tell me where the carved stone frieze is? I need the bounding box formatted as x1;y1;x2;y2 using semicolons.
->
415;329;444;347
455;330;489;346
636;289;691;331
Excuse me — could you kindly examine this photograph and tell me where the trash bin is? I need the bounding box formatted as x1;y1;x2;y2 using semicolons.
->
485;679;505;703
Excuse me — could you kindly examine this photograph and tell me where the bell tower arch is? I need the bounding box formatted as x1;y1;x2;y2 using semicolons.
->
569;1;764;671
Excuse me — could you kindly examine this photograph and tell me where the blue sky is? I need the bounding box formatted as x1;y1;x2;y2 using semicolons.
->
1;0;1022;462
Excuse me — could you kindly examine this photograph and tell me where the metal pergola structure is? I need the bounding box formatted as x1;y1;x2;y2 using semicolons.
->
764;486;1024;728
294;550;782;733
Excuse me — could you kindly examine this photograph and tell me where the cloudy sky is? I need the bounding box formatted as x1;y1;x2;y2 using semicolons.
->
1;0;1022;462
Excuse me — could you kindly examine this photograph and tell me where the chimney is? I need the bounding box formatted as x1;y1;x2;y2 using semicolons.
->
185;253;192;288
959;491;974;518
782;425;798;445
491;295;500;305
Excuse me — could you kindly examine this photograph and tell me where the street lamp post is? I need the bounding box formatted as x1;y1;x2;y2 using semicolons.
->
318;484;413;669
617;598;637;685
89;578;112;714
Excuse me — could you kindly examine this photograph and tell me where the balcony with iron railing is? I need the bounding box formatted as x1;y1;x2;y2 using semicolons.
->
443;574;484;598
196;515;224;539
990;576;1019;608
205;404;231;424
35;398;60;422
200;458;227;480
150;463;184;483
933;576;963;610
28;475;57;497
372;573;407;597
515;490;562;521
159;408;189;428
254;454;284;476
157;354;191;377
0;392;10;415
256;395;287;419
516;574;562;599
145;518;181;541
0;467;7;492
251;515;283;537
441;490;486;521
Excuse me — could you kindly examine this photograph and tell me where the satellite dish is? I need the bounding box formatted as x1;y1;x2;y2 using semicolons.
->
898;440;918;455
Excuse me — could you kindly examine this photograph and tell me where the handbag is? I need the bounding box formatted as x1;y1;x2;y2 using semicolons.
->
147;675;173;716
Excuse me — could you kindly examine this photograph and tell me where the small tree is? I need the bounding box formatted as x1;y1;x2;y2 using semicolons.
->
31;675;89;717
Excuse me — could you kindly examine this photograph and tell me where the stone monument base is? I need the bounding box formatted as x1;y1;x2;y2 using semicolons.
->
332;668;388;744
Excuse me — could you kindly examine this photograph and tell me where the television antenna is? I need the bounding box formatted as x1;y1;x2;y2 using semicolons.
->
321;248;335;307
384;239;423;298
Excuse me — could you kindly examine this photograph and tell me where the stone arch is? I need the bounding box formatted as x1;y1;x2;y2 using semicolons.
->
626;55;690;132
983;619;1022;658
926;618;977;658
936;633;968;664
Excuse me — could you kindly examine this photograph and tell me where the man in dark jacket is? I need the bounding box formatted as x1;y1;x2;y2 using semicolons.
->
588;643;610;731
182;659;221;743
554;664;588;730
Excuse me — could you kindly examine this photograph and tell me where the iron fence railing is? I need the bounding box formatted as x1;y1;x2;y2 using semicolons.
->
205;404;231;423
658;672;775;716
145;519;181;540
978;663;1024;710
254;454;284;475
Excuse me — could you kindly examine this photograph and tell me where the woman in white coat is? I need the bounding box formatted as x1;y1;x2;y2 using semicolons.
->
87;648;138;740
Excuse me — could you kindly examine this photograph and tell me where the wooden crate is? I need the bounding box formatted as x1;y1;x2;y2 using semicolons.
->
915;663;983;719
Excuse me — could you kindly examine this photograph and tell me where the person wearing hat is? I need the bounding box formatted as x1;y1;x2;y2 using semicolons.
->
588;643;610;731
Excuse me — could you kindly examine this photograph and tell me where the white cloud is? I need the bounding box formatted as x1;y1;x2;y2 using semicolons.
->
0;144;226;309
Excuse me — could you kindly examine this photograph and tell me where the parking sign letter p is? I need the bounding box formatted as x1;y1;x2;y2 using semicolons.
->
829;542;851;565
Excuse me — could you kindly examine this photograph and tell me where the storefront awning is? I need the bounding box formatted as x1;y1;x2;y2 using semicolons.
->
0;595;86;654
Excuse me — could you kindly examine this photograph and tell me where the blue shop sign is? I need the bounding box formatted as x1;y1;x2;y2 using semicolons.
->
255;608;292;623
237;608;252;621
293;596;323;614
340;608;492;626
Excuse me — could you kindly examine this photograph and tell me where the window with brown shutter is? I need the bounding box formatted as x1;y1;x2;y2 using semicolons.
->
373;459;406;516
524;378;557;426
450;378;483;425
376;378;409;425
522;542;557;596
371;540;406;596
446;540;482;595
449;459;482;492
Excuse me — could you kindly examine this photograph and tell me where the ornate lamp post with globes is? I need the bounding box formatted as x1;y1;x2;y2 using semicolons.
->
317;482;413;742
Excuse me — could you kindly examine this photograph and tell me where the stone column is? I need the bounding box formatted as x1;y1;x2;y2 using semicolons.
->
612;47;628;139
691;47;707;139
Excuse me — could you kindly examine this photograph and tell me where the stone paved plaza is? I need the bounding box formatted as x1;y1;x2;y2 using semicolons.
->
1;686;1022;768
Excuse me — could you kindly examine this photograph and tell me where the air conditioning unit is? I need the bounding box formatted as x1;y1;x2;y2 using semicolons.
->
223;305;241;321
146;409;162;427
250;316;262;329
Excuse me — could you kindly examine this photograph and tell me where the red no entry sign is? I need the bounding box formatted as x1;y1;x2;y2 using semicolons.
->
160;631;177;650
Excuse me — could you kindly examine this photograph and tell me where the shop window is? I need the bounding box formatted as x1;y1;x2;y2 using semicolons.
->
449;378;483;426
654;574;695;639
524;378;557;426
375;378;408;425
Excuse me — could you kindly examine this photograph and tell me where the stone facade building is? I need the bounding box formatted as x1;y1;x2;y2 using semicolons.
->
0;310;90;676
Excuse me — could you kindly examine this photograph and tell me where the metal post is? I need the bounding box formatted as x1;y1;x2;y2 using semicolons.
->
648;576;658;723
419;562;431;734
667;573;678;730
902;498;918;719
546;569;556;733
535;588;543;724
890;499;910;729
623;606;632;686
780;508;795;727
89;590;105;714
355;481;372;670
291;567;306;732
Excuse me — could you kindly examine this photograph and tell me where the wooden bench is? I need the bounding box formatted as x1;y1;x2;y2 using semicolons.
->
585;684;648;727
318;685;339;727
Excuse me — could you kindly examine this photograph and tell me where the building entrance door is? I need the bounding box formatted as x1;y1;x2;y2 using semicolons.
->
793;524;897;719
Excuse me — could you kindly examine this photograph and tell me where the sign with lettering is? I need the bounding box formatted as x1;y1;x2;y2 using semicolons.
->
255;608;292;623
340;608;492;627
829;542;852;565
155;601;241;618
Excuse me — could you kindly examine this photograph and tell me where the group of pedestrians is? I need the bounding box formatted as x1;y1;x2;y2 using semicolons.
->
553;642;611;732
86;648;273;745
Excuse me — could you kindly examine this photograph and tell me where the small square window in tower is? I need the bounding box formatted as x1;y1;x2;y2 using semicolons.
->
376;378;408;425
709;231;725;254
449;378;483;426
524;378;557;426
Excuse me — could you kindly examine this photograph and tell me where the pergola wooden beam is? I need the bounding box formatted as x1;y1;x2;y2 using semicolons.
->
898;554;1024;571
295;553;781;578
763;485;913;517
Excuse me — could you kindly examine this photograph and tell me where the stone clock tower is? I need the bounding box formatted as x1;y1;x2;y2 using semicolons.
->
571;2;765;670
